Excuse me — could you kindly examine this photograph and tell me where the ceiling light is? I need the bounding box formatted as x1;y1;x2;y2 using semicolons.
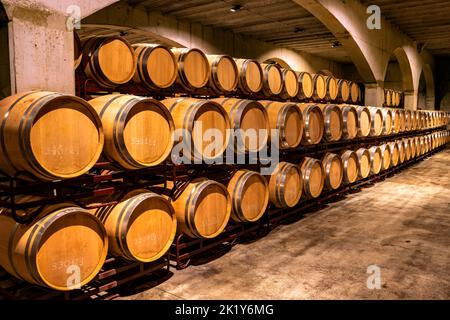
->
331;41;342;48
294;27;305;33
230;4;243;12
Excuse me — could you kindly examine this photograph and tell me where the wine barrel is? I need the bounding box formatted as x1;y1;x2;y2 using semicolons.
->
234;59;263;95
397;140;405;164
316;104;343;141
81;36;136;88
418;111;426;129
312;74;327;101
379;144;391;171
356;148;371;179
74;32;82;69
350;82;360;104
170;179;231;238
325;76;338;101
404;110;413;131
337;79;350;103
89;94;174;169
355;106;371;137
261;63;283;97
213;98;269;153
0;91;103;181
340;150;359;184
0;204;108;291
133;43;178;90
172;48;210;91
384;89;392;107
409;137;416;158
207;54;239;94
415;136;422;156
388;142;400;166
297;103;325;145
280;69;299;99
268;162;302;208
368;146;382;175
297;72;314;100
322;152;343;190
381;109;393;135
368;107;383;136
94;189;176;262
300;157;325;199
403;139;412;161
391;109;401;134
398;109;406;132
228;170;269;222
339;105;358;139
162;98;230;162
393;91;401;107
260;101;303;149
411;110;419;130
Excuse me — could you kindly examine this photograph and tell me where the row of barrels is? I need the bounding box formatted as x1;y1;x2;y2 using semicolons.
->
75;35;362;103
384;89;402;107
1;91;449;181
1;129;447;291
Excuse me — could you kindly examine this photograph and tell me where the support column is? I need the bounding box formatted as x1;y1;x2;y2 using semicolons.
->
364;82;384;108
404;91;418;110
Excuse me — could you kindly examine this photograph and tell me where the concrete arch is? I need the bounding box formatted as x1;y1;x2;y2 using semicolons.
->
0;2;11;98
262;57;292;69
383;47;414;92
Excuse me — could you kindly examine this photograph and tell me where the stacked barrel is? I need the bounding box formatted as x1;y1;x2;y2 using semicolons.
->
0;36;449;292
384;88;403;107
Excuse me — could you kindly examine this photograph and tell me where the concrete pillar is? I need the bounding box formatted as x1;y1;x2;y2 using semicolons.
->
364;82;384;108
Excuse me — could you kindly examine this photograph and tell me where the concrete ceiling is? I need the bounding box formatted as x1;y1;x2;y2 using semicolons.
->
364;0;450;56
125;0;351;62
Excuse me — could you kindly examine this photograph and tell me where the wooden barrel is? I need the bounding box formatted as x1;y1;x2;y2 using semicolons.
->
355;106;371;137
312;74;327;101
268;162;302;208
411;110;418;130
322;152;343;190
384;89;392;107
415;136;422;156
368;146;382;175
316;104;343;141
133;43;178;90
162;98;231;162
325;76;338;101
418;111;426;129
280;69;299;99
261;63;283;97
340;150;359;184
388;142;399;166
398;109;406;132
397;140;405;163
228;169;269;222
356;148;371;179
297;103;325;145
81;36;136;88
381;109;393;135
214;98;269;153
94;189;176;262
260;101;303;149
300;157;325;199
379;144;391;171
350;82;360;104
207;54;239;94
172;48;210;91
74;32;82;69
368;107;383;136
0;91;103;181
393;91;401;107
337;79;350;103
297;72;314;100
89;94;174;169
409;137;416;158
403;139;411;161
404;110;413;131
234;59;263;95
170;179;231;239
391;109;401;134
0;204;108;291
339;105;358;139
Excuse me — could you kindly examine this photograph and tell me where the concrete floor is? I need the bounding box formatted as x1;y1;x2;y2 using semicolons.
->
119;149;450;300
